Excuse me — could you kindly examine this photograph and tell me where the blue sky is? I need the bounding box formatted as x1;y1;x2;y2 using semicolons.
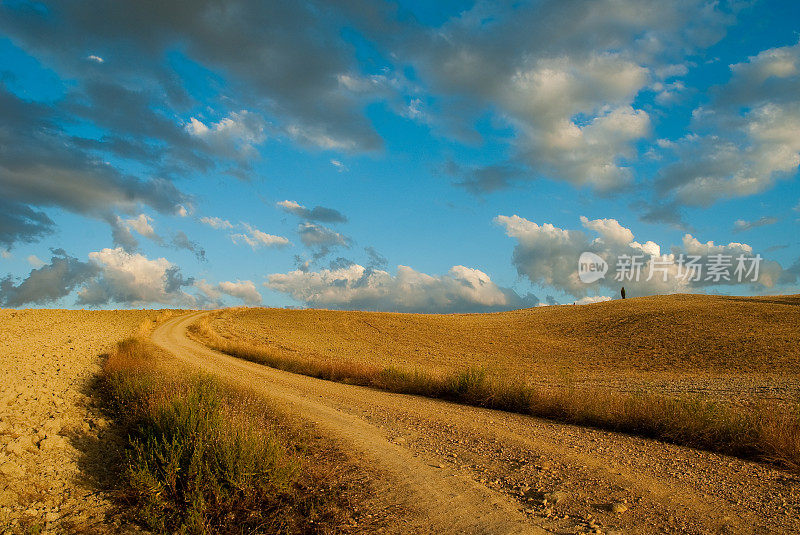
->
0;0;798;311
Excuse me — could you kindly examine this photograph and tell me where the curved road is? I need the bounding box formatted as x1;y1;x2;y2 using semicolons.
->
152;312;800;534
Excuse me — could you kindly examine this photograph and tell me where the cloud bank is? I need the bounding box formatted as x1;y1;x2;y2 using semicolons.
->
266;263;538;313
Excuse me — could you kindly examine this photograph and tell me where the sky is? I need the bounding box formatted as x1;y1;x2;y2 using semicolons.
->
0;0;798;312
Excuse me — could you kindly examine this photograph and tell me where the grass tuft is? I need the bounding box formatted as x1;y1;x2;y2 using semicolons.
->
100;337;378;533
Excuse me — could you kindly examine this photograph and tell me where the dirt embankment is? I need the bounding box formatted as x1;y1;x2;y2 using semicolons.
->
0;309;174;533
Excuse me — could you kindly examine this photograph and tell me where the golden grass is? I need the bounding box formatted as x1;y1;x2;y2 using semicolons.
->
189;294;800;471
100;337;382;533
205;294;800;376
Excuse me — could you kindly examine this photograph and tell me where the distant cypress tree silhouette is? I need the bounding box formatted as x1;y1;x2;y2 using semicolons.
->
621;287;626;299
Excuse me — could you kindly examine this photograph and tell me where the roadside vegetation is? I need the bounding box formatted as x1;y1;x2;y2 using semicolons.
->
99;336;383;534
189;313;800;472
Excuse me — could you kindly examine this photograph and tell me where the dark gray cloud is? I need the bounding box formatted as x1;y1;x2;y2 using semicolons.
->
298;222;351;259
171;231;207;262
0;249;98;307
0;199;54;248
0;0;399;248
444;161;525;194
0;0;385;154
765;244;789;252
778;257;800;285
631;199;691;231
364;246;388;270
0;84;190;246
277;200;348;223
733;216;778;233
329;257;357;271
108;216;140;252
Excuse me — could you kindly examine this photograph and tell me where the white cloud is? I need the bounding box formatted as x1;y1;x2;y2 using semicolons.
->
199;216;234;230
266;263;537;313
286;124;357;151
330;159;348;172
277;200;303;212
231;223;290;250
122;213;157;238
575;295;612;305
502;55;650;189
195;279;262;306
496;214;784;298
177;205;189;217
0;250;11;259
78;247;195;306
411;1;732;191
186;110;267;159
658;41;800;205
27;255;45;268
217;280;262;305
86;55;104;63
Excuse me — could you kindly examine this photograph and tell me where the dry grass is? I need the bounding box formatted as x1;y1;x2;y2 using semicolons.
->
189;294;800;471
205;294;800;376
100;337;384;534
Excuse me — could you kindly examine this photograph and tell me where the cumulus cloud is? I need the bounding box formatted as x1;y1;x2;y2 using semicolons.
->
277;200;348;223
0;0;406;249
231;223;290;250
217;280;262;305
406;0;733;191
266;263;537;313
186;111;267;161
122;214;158;239
657;41;800;205
496;214;785;298
77;247;195;306
0;246;253;308
195;279;262;306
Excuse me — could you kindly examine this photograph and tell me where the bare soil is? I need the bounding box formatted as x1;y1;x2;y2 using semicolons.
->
0;309;171;533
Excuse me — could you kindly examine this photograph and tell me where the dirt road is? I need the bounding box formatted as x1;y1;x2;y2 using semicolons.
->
152;312;800;534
